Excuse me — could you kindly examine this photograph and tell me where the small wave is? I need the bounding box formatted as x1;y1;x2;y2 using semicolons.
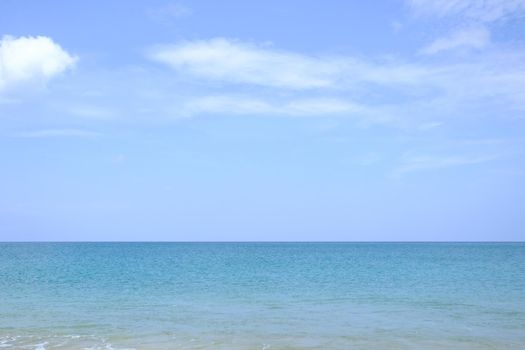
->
33;342;48;350
0;335;134;350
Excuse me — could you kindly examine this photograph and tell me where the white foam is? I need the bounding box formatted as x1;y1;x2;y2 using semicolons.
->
33;341;48;350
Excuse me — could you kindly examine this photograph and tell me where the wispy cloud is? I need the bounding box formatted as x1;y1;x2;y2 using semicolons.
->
408;0;525;23
0;35;77;94
4;34;522;129
146;37;525;115
16;36;516;130
14;129;101;138
148;38;342;89
421;27;490;55
392;153;499;177
148;38;439;91
182;95;367;118
147;2;192;23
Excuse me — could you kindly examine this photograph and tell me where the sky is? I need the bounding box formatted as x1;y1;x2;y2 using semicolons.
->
1;0;525;241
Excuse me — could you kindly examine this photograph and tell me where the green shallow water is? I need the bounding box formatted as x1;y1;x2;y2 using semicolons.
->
0;242;524;349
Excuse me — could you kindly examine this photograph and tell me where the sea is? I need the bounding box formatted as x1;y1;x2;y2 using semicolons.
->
0;242;524;349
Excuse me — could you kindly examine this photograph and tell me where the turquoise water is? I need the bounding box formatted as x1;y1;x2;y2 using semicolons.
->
0;243;524;349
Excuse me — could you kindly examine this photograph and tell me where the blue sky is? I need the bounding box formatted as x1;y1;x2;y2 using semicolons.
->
1;0;524;241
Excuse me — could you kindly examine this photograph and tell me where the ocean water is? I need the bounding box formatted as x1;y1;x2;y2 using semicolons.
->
0;243;524;350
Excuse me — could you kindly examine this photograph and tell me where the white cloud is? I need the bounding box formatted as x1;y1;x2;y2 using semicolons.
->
392;154;498;177
182;95;368;118
148;38;436;91
421;27;490;54
4;36;522;128
20;38;521;128
408;0;525;23
14;129;100;138
148;38;343;89
0;35;76;93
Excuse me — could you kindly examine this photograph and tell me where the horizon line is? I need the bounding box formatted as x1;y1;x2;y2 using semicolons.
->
1;241;523;244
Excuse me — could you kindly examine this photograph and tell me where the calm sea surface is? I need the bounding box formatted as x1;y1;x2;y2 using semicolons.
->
0;243;524;349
